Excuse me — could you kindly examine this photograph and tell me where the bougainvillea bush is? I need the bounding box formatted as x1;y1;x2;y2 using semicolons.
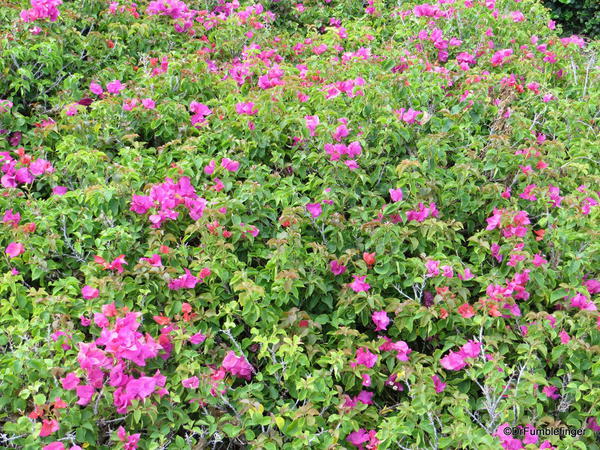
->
0;0;599;448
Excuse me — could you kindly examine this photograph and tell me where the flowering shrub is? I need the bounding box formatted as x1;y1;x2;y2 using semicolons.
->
0;0;599;449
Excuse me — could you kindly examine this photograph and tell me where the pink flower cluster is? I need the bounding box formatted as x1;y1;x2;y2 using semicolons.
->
440;340;481;370
486;208;530;238
379;337;412;361
146;0;192;20
20;0;62;22
90;80;125;96
394;108;423;125
60;305;167;414
1;150;54;188
130;177;207;228
570;293;597;311
346;428;380;449
323;77;366;99
168;267;211;290
222;351;254;380
406;202;439;222
189;101;212;127
493;423;556;450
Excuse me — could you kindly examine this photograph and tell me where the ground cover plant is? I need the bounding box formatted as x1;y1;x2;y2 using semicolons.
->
0;0;599;449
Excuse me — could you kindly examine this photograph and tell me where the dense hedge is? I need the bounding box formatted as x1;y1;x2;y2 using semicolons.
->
0;0;599;449
542;0;600;38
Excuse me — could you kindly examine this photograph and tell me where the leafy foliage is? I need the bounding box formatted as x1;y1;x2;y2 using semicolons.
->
0;0;599;449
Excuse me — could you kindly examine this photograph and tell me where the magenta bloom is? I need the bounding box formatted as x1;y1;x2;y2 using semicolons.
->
346;429;370;447
440;351;467;371
425;259;440;277
141;98;156;110
42;443;65;450
570;293;597;311
221;157;240;172
82;285;99;300
39;419;59;437
106;80;125;94
89;82;103;95
139;254;162;267
432;375;447;393
350;347;378;368
371;310;390;331
349;275;370;293
305;115;320;136
459;340;481;358
52;186;68;195
389;188;403;202
182;376;199;389
542;385;560;399
235;102;257;115
330;260;347;275
222;351;253;380
306;202;322;218
60;372;80;390
168;269;200;290
189;332;206;344
75;384;95;405
5;242;25;258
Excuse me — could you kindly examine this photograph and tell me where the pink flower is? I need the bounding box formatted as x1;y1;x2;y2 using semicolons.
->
330;260;347;275
355;390;373;405
90;82;103;95
141;98;156;109
42;443;65;450
349;275;370;293
189;332;206;344
235;102;257;115
542;385;559;399
60;372;80;390
371;310;390;331
168;268;200;290
222;351;254;380
140;254;162;267
587;417;600;432
458;268;475;280
39;419;59;437
570;293;597;311
346;429;379;449
306;202;322;218
182;376;199;388
305;115;319;136
190;101;212;127
432;375;447;393
457;303;475;318
204;159;216;175
440;351;467;371
82;285;99;299
221;158;240;172
106;80;125;94
332;123;349;141
76;384;95;405
559;330;570;344
389;188;403;202
52;186;68;195
361;374;371;387
532;253;548;267
460;340;482;358
117;427;141;450
441;265;453;278
350;347;378;368
425;259;440;277
5;242;25;258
